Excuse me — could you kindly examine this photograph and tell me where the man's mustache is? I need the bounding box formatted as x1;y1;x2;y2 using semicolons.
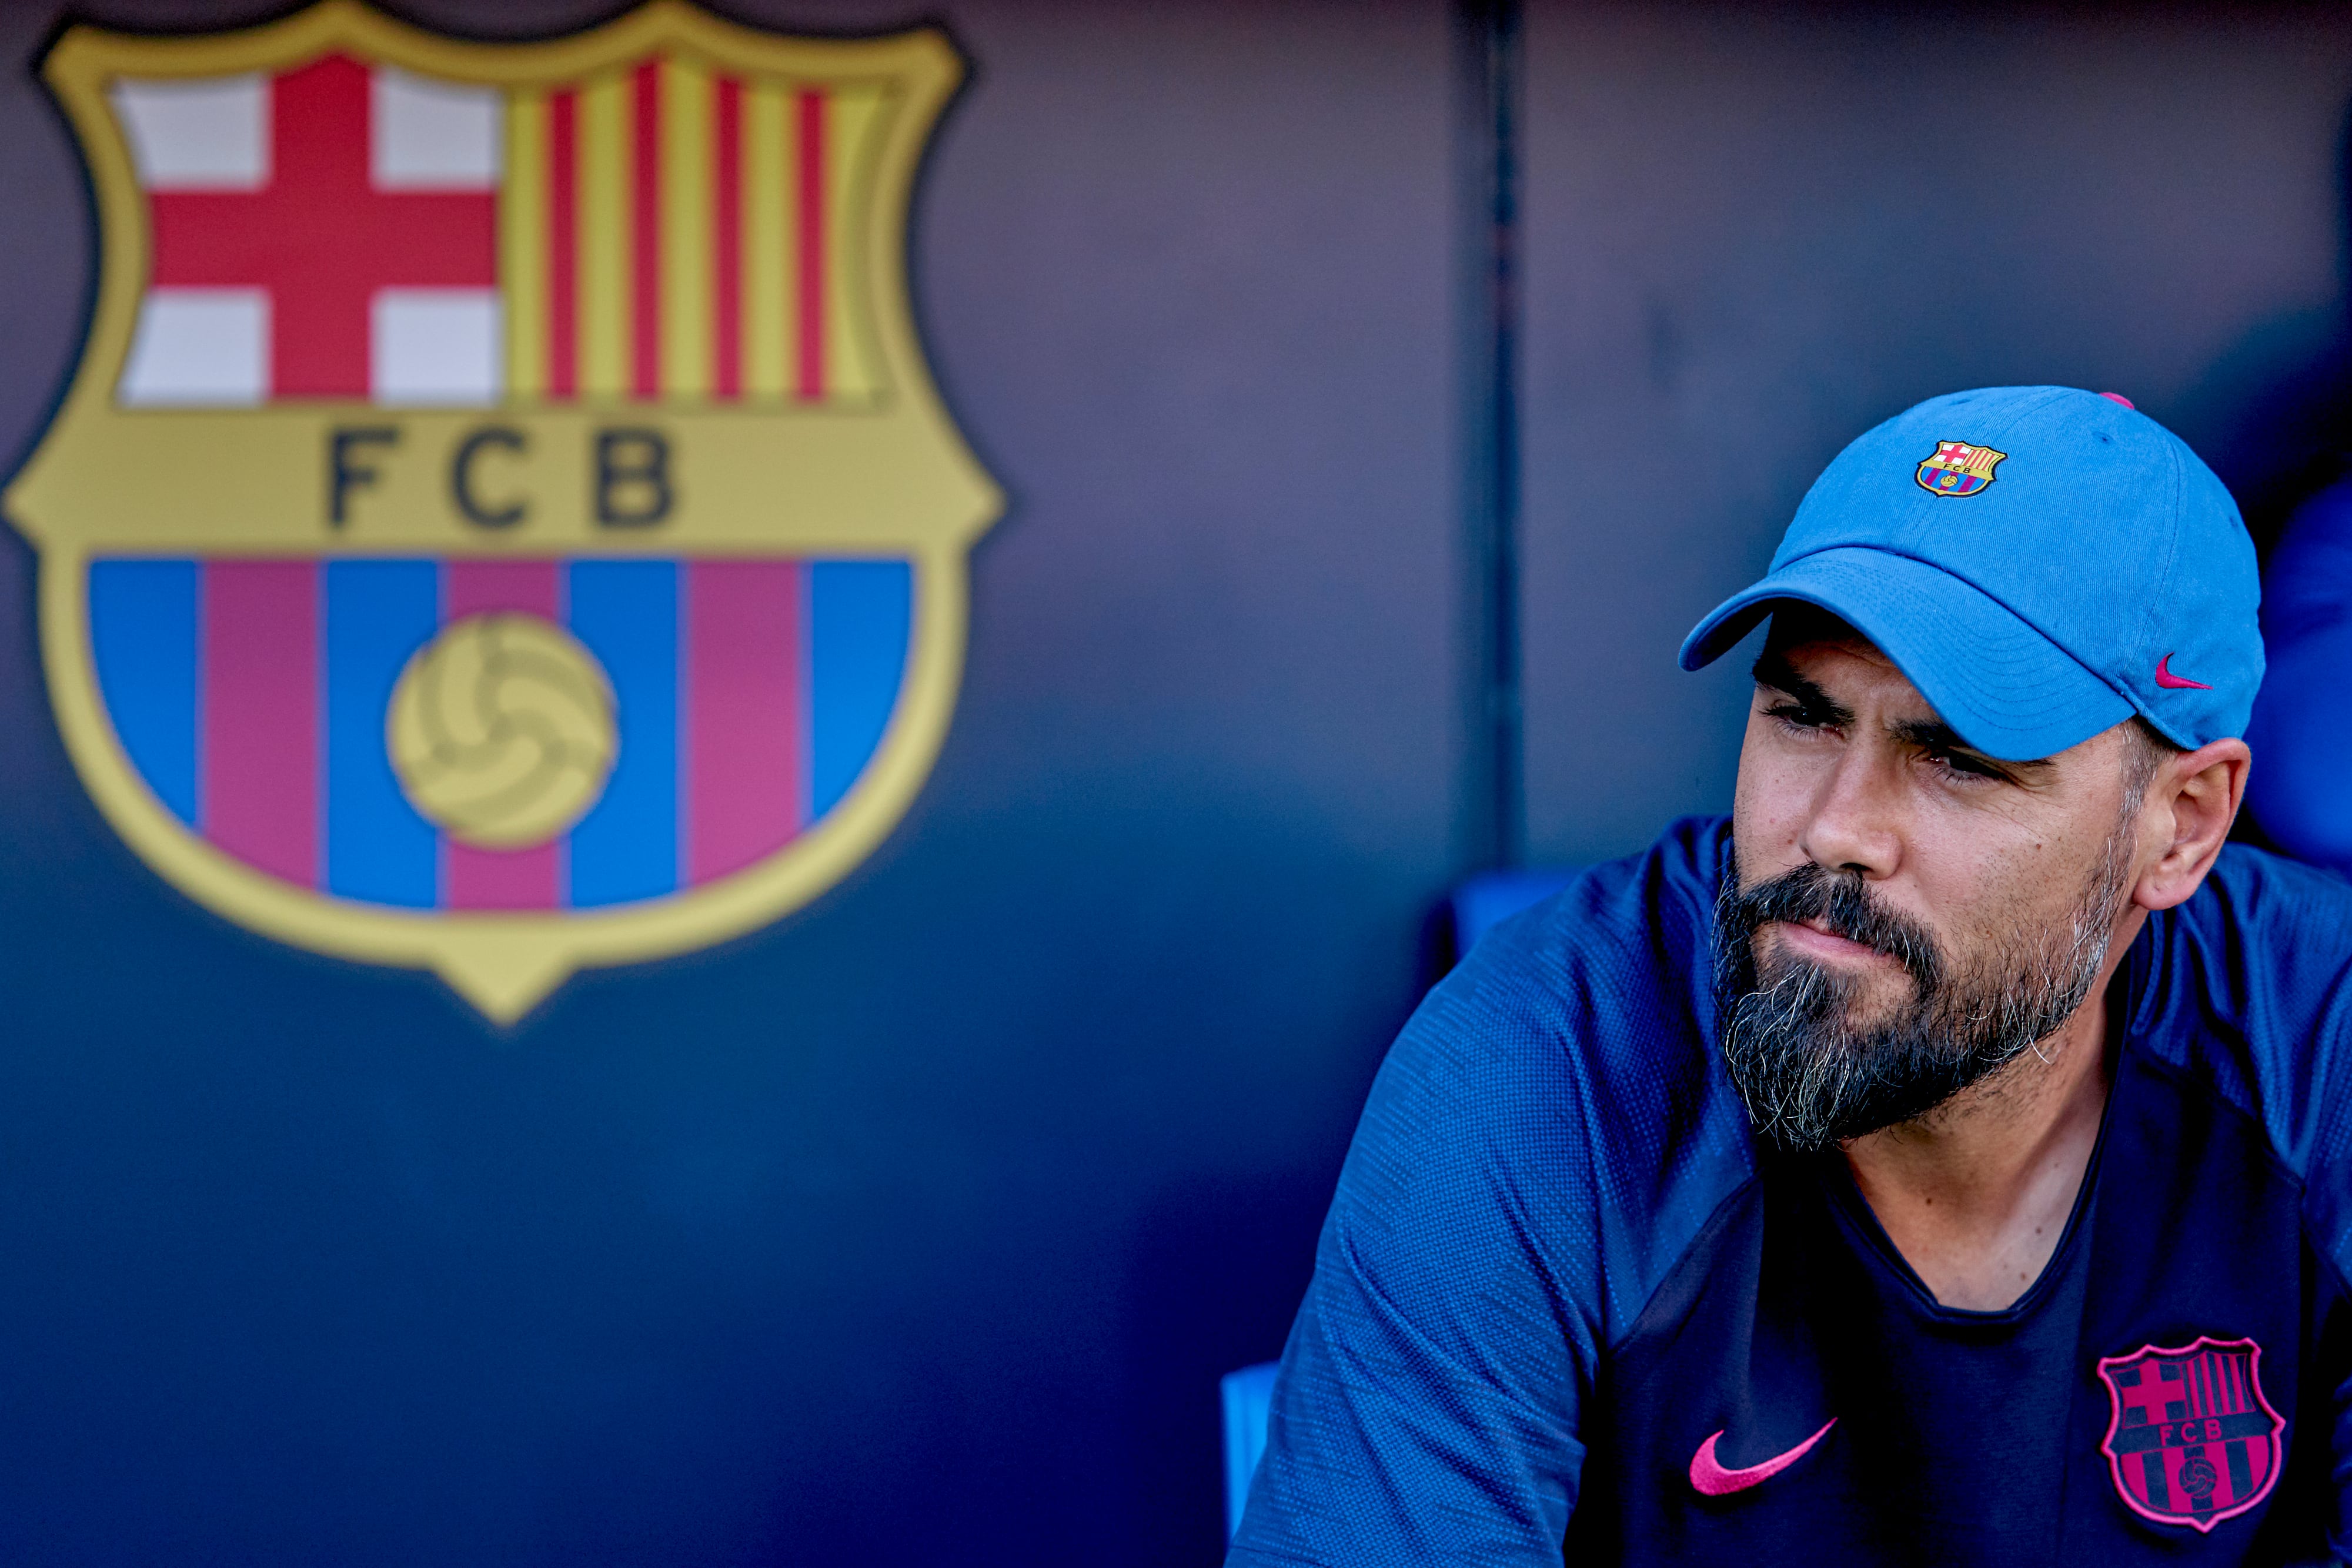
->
1728;861;1944;989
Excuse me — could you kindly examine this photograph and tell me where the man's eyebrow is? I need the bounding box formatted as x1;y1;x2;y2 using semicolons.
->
1886;716;2056;778
1750;647;1855;727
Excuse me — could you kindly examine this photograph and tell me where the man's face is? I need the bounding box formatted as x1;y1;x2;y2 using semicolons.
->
1718;614;2150;1151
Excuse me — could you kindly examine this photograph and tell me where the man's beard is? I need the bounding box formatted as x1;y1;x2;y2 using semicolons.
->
1712;821;2137;1154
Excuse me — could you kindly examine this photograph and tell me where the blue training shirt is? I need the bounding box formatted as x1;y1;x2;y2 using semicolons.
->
1230;816;2352;1564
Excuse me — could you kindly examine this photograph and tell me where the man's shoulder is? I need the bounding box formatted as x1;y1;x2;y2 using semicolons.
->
1437;815;1725;1082
1473;813;1726;989
2142;843;2352;1196
1379;819;1746;1211
2197;839;2352;942
1338;815;1753;1348
2158;842;2352;1059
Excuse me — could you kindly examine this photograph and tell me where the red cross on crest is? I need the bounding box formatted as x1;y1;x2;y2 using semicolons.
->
146;56;496;397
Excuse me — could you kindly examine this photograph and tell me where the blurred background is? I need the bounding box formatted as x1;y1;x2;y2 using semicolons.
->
1;0;2350;1563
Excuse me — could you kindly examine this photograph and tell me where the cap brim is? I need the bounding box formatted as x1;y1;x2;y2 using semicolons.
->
1678;547;2133;761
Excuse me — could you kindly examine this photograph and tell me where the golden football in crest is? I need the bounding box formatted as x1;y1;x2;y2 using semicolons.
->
387;613;617;850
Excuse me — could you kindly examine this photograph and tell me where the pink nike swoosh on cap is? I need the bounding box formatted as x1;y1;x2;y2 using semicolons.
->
2155;654;2214;691
1688;1417;1838;1496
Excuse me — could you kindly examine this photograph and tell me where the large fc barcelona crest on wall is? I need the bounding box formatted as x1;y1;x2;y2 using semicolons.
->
9;2;1001;1021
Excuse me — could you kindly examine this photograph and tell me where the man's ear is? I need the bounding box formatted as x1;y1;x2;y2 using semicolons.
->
2134;738;2252;913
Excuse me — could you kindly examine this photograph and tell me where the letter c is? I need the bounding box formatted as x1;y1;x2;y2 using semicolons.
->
450;426;528;529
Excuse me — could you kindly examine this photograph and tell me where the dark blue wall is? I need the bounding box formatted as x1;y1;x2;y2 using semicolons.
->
0;2;2347;1564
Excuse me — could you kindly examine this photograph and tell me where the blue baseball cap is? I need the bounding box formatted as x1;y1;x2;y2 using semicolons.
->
1679;386;2262;761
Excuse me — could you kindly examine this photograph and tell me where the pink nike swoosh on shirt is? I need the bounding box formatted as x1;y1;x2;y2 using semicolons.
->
1688;1417;1838;1496
2154;654;2213;691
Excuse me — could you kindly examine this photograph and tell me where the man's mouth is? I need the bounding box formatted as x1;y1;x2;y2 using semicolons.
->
1769;917;1898;967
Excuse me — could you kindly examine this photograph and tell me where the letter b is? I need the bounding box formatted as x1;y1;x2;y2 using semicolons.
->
594;428;672;527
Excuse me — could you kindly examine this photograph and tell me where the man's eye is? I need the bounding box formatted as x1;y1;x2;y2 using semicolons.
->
1765;701;1831;730
1926;747;2003;781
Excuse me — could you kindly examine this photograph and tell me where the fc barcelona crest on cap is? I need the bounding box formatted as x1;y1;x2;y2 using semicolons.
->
2096;1336;2285;1533
1916;440;2006;497
8;1;1002;1021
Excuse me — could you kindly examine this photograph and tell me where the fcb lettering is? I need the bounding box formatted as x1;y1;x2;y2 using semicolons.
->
7;1;1001;1021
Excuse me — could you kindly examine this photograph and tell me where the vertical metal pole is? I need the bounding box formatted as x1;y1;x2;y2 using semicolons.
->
1458;0;1523;871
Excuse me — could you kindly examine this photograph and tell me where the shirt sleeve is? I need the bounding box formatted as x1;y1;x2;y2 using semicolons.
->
1224;954;1601;1566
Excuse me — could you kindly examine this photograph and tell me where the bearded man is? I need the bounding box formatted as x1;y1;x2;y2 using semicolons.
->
1227;387;2352;1564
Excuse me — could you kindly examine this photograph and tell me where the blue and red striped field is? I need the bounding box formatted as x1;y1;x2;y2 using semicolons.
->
89;556;911;911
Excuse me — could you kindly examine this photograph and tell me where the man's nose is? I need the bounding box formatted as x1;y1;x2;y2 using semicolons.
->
1799;745;1902;879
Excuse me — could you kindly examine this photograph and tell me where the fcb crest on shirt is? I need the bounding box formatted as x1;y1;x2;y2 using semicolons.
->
7;2;1001;1021
2096;1336;2285;1533
1915;440;2006;497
